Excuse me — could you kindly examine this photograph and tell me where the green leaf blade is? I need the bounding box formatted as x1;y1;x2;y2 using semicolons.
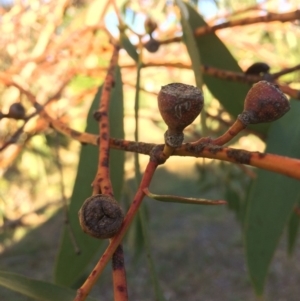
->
120;32;138;62
244;100;300;295
176;0;203;89
0;271;97;301
54;67;125;286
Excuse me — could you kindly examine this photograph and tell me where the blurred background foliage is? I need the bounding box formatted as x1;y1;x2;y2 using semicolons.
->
0;0;300;300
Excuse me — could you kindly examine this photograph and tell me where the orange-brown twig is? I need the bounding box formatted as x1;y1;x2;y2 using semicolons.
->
122;62;300;100
74;159;159;301
3;75;300;183
194;10;300;37
210;119;246;146
90;45;128;301
92;45;120;196
176;144;300;180
272;63;300;79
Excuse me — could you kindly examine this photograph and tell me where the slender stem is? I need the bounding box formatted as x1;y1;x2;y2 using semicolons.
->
194;10;300;37
91;45;129;301
92;45;120;196
211;119;246;146
74;160;159;301
111;244;128;301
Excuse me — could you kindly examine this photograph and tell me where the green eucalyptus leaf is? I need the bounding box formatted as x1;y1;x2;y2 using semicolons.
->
0;271;97;301
120;32;138;62
244;100;300;295
176;0;203;88
55;67;125;286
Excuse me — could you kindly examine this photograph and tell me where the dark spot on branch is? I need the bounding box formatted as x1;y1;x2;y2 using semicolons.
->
117;285;126;293
112;245;125;270
101;132;108;140
186;143;196;152
93;111;101;121
226;149;251;164
93;111;108;121
70;129;82;137
186;142;207;155
91;270;97;277
208;145;223;154
101;158;109;167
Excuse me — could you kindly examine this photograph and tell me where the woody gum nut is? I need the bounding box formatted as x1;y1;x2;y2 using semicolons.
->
78;194;124;239
158;83;204;132
238;80;290;125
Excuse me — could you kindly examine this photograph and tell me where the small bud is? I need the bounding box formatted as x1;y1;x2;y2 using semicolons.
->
144;38;160;53
8;103;26;119
158;83;204;147
238;81;290;125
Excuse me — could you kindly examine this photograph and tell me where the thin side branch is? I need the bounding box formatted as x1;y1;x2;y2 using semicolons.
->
194;10;300;37
92;45;120;196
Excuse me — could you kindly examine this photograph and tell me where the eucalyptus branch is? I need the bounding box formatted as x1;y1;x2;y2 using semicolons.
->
194;9;300;36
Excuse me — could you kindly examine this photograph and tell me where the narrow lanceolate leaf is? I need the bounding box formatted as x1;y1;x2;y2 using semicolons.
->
120;32;138;62
144;188;226;205
182;3;268;135
176;0;208;134
55;67;125;286
244;100;300;296
176;0;203;88
0;271;97;301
